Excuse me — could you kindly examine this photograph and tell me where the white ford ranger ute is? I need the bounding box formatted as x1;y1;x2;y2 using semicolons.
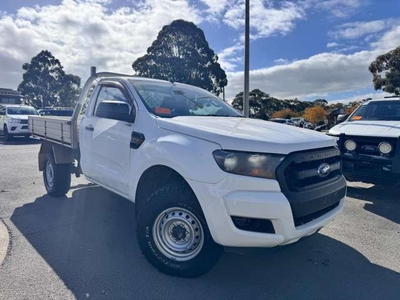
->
328;98;400;186
29;68;346;277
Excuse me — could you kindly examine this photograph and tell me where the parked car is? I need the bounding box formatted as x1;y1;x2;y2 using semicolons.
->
270;118;295;126
29;68;346;277
291;117;305;127
38;107;74;117
314;124;328;131
303;122;314;130
328;98;400;186
0;104;39;140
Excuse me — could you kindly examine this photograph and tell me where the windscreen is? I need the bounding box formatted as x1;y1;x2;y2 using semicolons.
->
350;100;400;121
7;107;38;115
129;80;242;118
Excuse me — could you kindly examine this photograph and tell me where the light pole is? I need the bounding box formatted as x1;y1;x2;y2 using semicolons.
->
243;0;250;117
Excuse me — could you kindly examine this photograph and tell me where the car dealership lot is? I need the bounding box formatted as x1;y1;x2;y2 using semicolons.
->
0;138;399;300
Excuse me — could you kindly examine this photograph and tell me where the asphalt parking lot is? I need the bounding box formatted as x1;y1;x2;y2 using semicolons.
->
0;136;399;300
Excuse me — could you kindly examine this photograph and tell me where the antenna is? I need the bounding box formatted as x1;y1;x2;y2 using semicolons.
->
90;66;97;77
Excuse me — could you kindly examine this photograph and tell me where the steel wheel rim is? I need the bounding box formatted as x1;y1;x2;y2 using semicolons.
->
153;207;204;261
46;160;54;188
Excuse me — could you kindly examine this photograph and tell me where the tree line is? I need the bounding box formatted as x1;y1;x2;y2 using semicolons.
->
230;89;362;125
17;19;400;113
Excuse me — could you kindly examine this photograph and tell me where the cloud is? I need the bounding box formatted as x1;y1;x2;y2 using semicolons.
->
329;19;400;40
224;24;400;100
370;24;400;51
223;0;305;39
273;58;290;65
0;0;201;89
0;0;310;88
199;0;229;15
217;43;244;72
327;42;340;48
305;0;365;18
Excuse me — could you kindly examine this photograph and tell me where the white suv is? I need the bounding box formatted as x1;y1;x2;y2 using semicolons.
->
0;104;39;140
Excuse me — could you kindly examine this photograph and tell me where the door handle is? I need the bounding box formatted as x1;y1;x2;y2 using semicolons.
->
85;125;94;131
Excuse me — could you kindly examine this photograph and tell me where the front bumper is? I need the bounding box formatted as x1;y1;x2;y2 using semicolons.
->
187;174;345;248
7;122;30;135
342;153;400;184
337;134;400;185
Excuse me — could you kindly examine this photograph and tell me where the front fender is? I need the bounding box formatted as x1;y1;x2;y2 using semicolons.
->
128;131;227;200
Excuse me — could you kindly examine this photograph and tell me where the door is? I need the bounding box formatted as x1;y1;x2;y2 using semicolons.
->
80;82;136;196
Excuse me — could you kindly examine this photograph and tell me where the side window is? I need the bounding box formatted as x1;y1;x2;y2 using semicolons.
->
94;86;129;116
0;107;4;115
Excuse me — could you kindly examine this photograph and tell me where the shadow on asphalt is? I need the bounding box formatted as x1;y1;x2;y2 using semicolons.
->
10;185;400;300
0;133;41;145
347;185;400;224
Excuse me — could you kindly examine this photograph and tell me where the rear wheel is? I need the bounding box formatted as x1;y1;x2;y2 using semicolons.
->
136;183;222;277
43;151;71;196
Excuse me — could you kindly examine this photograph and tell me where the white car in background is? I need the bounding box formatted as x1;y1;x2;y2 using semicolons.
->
328;98;400;186
0;104;39;141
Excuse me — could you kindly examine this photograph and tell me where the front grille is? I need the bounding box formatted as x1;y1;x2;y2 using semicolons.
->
20;120;28;124
281;147;342;192
343;135;398;157
276;147;345;226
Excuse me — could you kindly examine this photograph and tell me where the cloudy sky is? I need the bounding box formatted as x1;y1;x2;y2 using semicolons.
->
0;0;399;103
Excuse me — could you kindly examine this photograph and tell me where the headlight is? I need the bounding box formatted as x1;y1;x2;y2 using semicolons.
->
213;150;285;179
378;142;392;154
8;118;21;124
344;140;357;151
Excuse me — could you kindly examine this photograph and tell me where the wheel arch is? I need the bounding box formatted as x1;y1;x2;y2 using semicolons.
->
134;165;194;215
38;141;74;171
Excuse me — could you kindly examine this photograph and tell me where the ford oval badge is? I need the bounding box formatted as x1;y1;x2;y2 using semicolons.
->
317;163;331;177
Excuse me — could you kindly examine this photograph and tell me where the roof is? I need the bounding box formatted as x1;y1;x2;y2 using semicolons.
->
111;76;210;90
326;108;345;115
364;97;400;104
0;88;21;96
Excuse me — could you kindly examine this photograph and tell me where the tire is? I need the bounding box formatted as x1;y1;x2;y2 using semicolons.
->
4;126;12;141
43;151;71;196
136;183;223;278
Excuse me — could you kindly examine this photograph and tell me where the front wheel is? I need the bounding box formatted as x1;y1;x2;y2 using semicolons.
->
136;183;222;277
43;151;71;196
3;126;12;141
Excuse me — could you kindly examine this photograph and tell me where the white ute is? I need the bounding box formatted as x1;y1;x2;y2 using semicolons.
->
328;98;400;186
0;104;38;140
29;68;346;277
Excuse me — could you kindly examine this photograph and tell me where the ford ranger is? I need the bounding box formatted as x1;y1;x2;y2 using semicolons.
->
29;67;346;277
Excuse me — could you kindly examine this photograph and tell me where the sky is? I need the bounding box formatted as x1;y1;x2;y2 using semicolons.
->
0;0;399;103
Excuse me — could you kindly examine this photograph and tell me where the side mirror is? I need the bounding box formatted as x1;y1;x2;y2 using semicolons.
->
337;114;349;124
96;101;135;123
